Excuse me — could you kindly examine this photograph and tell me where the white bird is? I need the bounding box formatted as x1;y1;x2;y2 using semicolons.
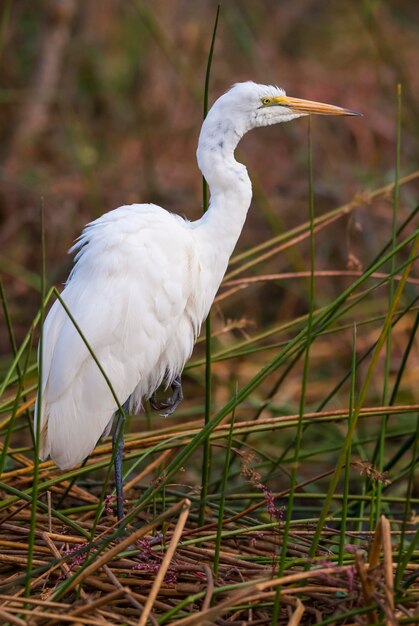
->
36;81;358;518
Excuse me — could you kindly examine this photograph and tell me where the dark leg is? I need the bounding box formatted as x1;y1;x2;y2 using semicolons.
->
112;409;126;521
150;375;183;417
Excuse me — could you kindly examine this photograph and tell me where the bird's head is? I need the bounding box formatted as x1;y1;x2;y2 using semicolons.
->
197;81;360;186
209;81;360;134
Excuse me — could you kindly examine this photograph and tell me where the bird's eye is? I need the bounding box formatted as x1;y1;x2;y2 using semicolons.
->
261;98;272;106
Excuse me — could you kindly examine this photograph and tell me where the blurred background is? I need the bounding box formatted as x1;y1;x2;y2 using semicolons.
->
0;0;418;406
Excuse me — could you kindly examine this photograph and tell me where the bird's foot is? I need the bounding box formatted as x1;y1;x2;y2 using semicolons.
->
150;376;183;417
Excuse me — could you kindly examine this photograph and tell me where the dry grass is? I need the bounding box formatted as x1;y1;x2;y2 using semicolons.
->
0;476;417;625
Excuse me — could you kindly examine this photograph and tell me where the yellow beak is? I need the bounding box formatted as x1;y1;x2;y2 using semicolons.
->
272;96;361;116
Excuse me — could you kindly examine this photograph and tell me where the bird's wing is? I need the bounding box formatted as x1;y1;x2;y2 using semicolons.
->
38;204;202;469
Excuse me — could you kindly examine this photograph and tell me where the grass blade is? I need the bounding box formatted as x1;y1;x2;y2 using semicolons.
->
25;200;46;597
309;232;419;558
199;2;221;527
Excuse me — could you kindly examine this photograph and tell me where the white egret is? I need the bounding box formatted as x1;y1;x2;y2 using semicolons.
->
36;81;359;519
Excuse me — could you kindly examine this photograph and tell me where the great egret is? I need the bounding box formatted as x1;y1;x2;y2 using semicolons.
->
36;81;359;519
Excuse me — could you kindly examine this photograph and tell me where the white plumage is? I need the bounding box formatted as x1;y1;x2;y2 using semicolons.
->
36;81;357;471
38;206;206;468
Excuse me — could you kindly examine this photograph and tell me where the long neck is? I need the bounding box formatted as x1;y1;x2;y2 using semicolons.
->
193;113;252;299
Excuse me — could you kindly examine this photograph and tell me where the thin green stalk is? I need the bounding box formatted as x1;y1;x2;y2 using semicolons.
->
221;349;304;493
0;282;126;535
56;458;89;509
317;296;419;414
385;436;418;474
274;294;418;477
198;296;419;371
314;202;419;412
208;491;416;505
52;289;124;416
325;300;419;524
0;278;35;457
50;289;126;538
272;118;316;623
314;604;379;626
25;200;46;597
396;526;419;590
376;83;402;523
364;281;418;522
395;413;419;589
199;2;221;527
275;427;416;464
339;323;357;564
0;278;21;379
188;228;419;370
226;173;419;280
214;412;235;577
0;286;54;401
0;480;89;537
49;231;419;602
0;332;33;475
388;311;419;409
309;232;419;558
131;230;417;515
